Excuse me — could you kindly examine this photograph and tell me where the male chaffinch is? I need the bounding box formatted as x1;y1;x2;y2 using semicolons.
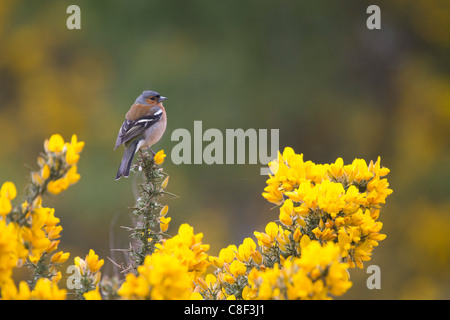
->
114;90;168;180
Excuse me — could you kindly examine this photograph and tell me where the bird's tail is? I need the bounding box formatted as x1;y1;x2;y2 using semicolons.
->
115;140;139;180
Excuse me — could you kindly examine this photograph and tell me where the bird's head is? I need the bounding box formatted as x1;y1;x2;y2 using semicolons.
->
135;90;168;106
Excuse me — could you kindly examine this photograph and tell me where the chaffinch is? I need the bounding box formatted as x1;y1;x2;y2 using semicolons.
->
114;90;168;180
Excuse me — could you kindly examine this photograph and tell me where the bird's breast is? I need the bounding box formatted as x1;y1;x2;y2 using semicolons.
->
142;115;167;148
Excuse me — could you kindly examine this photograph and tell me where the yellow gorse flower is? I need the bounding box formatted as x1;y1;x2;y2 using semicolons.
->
235;238;257;263
229;260;247;277
155;224;210;277
46;134;65;153
0;196;12;217
0;182;17;200
247;241;352;300
159;205;171;232
47;178;70;195
209;244;236;268
65;135;85;165
86;249;104;273
83;288;102;300
154;150;166;165
0;182;17;217
118;254;192;300
75;249;104;275
159;216;171;232
50;251;70;263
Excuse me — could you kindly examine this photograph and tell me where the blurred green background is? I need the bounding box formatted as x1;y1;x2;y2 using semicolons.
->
1;0;449;299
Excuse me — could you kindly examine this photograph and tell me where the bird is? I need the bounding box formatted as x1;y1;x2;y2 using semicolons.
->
114;90;168;180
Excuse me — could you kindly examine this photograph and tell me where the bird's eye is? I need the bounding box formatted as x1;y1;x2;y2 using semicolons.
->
150;97;156;101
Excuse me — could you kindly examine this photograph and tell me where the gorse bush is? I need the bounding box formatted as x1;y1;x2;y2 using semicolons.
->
0;134;83;299
0;135;392;300
198;148;392;300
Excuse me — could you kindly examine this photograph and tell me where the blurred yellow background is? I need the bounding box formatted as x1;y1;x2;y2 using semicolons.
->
1;0;449;299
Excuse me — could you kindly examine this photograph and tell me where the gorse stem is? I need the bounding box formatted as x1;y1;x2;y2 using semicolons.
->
127;150;169;271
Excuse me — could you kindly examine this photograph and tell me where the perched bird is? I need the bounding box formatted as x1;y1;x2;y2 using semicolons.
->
114;90;168;180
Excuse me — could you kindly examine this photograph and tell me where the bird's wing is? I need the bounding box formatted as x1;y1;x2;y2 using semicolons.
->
114;106;163;149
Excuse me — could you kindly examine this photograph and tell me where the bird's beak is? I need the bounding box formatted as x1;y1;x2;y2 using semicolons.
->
158;96;168;103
